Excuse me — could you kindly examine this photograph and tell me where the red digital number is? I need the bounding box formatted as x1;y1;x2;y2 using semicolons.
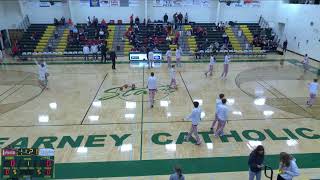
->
4;169;10;175
10;160;16;167
46;169;51;175
46;160;51;167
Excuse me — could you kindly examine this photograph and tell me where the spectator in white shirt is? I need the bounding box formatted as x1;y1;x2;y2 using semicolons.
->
214;98;229;137
220;53;231;79
184;101;202;145
166;49;172;68
175;46;182;67
147;72;157;108
307;79;318;107
169;65;177;89
204;55;216;77
302;54;309;73
83;45;90;61
91;44;98;61
99;29;105;39
210;94;225;133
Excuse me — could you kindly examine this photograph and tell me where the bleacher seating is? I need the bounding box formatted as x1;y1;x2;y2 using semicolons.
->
129;24;170;52
190;23;232;51
20;24;48;53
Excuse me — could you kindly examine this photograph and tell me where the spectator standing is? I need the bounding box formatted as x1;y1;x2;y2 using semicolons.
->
283;39;288;54
100;43;107;63
164;13;168;23
185;13;188;24
178;12;183;24
130;14;134;26
109;49;117;70
135;16;140;24
248;145;265;180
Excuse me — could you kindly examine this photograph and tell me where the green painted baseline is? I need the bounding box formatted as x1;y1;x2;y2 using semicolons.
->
49;153;320;179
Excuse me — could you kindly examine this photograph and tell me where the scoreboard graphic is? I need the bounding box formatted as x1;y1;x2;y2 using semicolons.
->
1;148;54;179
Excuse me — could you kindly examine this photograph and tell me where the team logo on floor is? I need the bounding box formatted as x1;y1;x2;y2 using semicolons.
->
99;83;175;102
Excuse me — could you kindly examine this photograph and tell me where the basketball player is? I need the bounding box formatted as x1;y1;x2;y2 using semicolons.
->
147;72;157;108
205;54;216;77
214;98;228;137
220;53;231;79
210;93;225;133
166;49;172;68
184;101;202;145
148;50;154;69
302;54;309;73
307;79;318;107
175;46;182;67
169;65;177;89
35;60;49;89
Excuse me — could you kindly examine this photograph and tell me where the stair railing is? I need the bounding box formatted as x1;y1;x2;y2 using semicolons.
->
264;165;274;180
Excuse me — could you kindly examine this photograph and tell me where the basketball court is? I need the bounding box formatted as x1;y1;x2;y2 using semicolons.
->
0;53;319;179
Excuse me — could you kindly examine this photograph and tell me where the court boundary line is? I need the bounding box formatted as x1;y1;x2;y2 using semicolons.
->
179;71;194;103
80;72;108;125
0;117;311;128
140;65;145;160
256;80;315;119
51;153;320;179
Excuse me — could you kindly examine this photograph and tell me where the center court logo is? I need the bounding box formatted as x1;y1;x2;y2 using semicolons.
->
98;84;175;102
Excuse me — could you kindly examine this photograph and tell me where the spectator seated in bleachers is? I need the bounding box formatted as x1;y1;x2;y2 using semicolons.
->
67;18;73;27
99;29;105;39
100;19;107;29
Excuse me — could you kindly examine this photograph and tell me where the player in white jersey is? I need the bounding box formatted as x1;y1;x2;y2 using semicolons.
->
147;72;157;108
210;94;225;133
307;79;318;107
220;53;230;79
148;51;154;69
175;46;182;67
169;65;177;89
214;98;229;137
184;101;202;145
35;60;49;89
166;49;172;68
205;54;216;77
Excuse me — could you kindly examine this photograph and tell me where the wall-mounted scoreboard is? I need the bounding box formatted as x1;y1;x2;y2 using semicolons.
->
1;148;55;179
